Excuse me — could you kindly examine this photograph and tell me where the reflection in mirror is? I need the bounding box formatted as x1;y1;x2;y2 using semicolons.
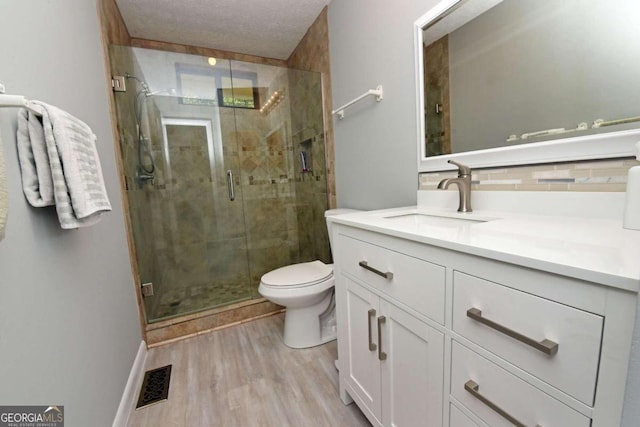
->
421;0;640;158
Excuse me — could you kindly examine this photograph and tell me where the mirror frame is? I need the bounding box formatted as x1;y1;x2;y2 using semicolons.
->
415;0;640;172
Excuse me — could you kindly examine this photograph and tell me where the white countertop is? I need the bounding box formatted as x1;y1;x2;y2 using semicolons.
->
329;204;640;292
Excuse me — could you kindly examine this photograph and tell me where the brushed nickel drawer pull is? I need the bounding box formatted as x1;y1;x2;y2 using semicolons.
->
465;380;528;427
467;307;559;356
367;309;377;352
359;261;393;280
377;316;387;361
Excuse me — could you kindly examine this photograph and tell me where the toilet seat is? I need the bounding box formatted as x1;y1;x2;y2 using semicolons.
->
260;260;333;288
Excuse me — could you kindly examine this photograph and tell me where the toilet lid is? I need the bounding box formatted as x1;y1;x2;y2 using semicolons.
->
261;260;333;288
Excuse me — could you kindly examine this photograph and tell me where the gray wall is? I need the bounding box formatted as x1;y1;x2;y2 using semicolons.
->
448;0;640;153
0;1;142;425
328;0;439;210
328;0;640;425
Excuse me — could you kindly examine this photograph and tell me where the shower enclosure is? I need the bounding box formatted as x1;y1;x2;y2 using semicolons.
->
109;46;329;323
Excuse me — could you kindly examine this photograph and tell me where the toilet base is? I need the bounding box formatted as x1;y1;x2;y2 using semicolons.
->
283;291;336;349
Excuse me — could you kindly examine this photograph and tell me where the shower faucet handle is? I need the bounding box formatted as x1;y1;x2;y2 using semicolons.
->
135;170;155;188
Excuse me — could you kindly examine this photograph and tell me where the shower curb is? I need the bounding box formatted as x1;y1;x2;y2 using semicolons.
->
146;300;283;346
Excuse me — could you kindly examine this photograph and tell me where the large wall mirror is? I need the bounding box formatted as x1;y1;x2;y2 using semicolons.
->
415;0;640;172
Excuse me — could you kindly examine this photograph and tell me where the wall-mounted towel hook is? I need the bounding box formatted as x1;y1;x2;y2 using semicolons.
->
332;85;383;120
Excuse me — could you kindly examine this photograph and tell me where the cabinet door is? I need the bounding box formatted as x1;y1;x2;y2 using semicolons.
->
449;404;480;427
380;300;444;427
344;278;382;425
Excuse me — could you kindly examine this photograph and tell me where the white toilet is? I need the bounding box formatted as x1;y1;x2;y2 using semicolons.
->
258;209;361;348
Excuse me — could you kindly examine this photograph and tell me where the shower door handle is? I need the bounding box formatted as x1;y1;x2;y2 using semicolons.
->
226;170;235;201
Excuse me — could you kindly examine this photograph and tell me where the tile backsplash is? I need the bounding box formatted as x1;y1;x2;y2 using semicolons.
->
419;158;640;192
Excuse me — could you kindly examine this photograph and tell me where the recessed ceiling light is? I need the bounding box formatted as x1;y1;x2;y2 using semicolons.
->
208;57;217;66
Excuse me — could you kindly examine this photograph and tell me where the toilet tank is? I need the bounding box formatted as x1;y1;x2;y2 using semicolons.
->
325;209;362;254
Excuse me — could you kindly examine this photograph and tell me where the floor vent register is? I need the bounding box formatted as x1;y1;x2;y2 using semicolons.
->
136;365;172;409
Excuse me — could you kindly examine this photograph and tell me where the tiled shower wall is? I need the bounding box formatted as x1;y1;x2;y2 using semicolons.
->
289;68;331;264
287;7;336;210
419;158;640;192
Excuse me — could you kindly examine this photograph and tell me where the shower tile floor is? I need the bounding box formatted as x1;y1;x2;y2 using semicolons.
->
149;282;255;320
128;313;371;426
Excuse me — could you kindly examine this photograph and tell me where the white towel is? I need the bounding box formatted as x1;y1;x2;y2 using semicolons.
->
16;101;112;229
0;130;7;241
16;109;53;207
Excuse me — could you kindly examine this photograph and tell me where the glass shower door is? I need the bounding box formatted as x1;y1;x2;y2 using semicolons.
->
146;117;252;321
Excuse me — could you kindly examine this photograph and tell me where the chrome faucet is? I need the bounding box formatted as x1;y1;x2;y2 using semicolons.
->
437;160;473;212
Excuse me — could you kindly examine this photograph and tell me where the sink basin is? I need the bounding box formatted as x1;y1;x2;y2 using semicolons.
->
383;213;498;228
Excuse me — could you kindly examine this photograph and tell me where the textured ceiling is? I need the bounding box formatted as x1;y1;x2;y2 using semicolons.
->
116;0;331;60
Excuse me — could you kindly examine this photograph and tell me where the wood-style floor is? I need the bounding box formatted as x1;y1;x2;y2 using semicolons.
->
127;313;371;427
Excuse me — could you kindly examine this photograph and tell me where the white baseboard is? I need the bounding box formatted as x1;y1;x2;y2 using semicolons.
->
112;341;147;427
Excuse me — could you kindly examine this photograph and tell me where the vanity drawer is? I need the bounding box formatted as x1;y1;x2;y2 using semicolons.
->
337;233;445;324
451;341;590;427
452;271;603;406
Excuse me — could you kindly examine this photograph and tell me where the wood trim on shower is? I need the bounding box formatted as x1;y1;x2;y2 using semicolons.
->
96;0;147;341
130;38;287;67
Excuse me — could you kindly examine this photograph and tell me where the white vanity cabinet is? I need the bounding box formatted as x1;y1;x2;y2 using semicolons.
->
336;232;446;426
332;219;638;427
